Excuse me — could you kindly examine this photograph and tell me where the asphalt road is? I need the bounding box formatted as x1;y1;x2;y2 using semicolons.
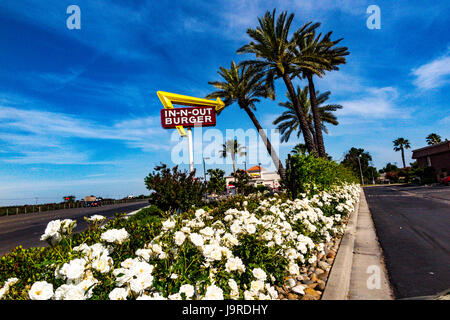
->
0;201;149;256
364;184;450;299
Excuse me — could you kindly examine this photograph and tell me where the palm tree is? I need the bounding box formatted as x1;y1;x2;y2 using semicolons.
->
273;86;342;145
393;138;411;168
291;143;307;155
426;133;442;145
206;61;285;177
237;9;318;156
220;139;246;175
291;27;349;157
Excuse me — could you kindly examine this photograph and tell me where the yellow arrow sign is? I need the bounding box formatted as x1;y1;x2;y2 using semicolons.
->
157;91;225;136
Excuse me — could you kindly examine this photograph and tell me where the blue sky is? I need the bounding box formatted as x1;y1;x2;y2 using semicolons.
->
0;0;449;205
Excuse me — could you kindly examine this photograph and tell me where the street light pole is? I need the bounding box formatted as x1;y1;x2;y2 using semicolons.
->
357;155;364;186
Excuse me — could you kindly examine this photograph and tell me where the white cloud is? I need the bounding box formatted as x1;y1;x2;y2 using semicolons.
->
335;86;410;119
440;115;450;124
412;53;450;90
0;97;171;164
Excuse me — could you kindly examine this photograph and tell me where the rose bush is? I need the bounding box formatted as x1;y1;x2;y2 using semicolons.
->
0;184;359;300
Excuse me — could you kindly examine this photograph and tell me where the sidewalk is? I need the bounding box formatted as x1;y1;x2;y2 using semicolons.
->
348;188;393;299
323;188;393;300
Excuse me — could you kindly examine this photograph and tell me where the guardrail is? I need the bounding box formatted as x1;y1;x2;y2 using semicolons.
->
0;198;149;217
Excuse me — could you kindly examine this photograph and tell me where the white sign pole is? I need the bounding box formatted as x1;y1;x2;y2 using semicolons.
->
187;127;194;173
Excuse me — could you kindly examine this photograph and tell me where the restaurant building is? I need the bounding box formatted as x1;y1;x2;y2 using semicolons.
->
411;141;450;178
225;165;281;191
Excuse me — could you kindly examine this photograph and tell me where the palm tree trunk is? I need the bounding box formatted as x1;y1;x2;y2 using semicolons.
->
240;102;285;179
306;73;326;158
401;147;406;168
308;121;318;150
232;154;236;174
282;73;317;156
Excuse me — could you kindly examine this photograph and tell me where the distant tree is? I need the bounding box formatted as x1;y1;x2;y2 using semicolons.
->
291;143;308;155
379;162;399;173
220;139;246;175
231;169;251;194
63;195;76;203
206;169;226;194
366;166;379;184
341;147;373;182
393;138;411;168
426;133;442;145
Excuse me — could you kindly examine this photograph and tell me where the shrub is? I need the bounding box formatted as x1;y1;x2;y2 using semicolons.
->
144;164;206;212
283;154;358;198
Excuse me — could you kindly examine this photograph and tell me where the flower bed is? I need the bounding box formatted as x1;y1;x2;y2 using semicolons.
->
0;184;360;300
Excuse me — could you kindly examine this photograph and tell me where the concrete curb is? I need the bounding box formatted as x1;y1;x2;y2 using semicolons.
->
321;190;360;300
125;205;151;218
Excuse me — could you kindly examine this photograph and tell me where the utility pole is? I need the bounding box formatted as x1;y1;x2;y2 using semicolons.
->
203;157;210;182
357;155;364;186
258;162;262;184
370;160;375;184
203;157;210;201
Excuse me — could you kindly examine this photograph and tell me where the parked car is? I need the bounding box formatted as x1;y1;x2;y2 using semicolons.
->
441;176;450;186
83;195;102;207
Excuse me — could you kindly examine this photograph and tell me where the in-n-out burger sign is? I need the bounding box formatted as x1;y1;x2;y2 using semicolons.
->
160;106;216;128
157;91;224;136
157;91;225;172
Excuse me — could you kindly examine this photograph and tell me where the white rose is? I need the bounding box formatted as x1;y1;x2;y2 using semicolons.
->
252;268;267;281
61;259;86;281
130;261;154;277
189;233;204;247
250;280;265;293
162;219;176;231
63;285;86;300
245;224;256;234
89;215;105;222
136;249;152;262
179;284;195;299
130;275;154;294
109;287;128;300
43;220;61;237
29;281;54;300
200;227;214;238
203;284;224;300
101;228;129;244
288;263;300;276
174;231;186;246
225;257;245;273
92;256;112;273
230;222;241;234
